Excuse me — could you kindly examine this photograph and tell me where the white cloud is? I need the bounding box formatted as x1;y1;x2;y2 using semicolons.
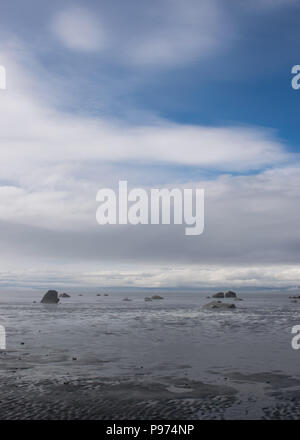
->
1;264;300;290
0;48;292;233
0;51;289;183
51;7;107;52
0;46;299;290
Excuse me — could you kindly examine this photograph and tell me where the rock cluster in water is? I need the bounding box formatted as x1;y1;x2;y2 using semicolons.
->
212;291;237;299
212;292;225;298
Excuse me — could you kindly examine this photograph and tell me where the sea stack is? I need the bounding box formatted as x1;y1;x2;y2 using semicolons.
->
225;291;237;298
41;290;59;304
212;292;225;298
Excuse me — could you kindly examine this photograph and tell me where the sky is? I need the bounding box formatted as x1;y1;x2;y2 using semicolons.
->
0;0;300;292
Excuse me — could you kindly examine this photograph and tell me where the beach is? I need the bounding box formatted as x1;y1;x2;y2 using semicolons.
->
0;290;300;419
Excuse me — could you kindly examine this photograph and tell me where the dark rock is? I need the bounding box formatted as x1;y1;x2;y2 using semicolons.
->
144;297;152;302
59;293;70;298
203;301;236;311
212;292;224;298
104;294;109;297
41;290;59;304
151;295;164;300
123;297;132;301
225;291;237;298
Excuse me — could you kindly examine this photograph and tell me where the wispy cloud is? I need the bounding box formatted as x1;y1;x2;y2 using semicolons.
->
0;49;289;182
51;7;107;52
50;1;232;68
123;0;231;67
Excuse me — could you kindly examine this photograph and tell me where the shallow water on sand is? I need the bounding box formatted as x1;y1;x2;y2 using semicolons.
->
0;290;300;419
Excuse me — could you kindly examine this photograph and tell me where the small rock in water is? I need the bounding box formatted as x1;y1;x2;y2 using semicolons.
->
104;294;109;297
212;292;225;298
225;290;237;298
144;297;152;302
151;295;164;300
123;297;132;301
41;290;59;304
203;301;236;311
59;293;70;298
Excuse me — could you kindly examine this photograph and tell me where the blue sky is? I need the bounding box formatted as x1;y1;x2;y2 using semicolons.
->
0;0;300;291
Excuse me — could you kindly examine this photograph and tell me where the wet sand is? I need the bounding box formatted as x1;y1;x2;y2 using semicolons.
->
1;291;300;419
0;372;300;419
